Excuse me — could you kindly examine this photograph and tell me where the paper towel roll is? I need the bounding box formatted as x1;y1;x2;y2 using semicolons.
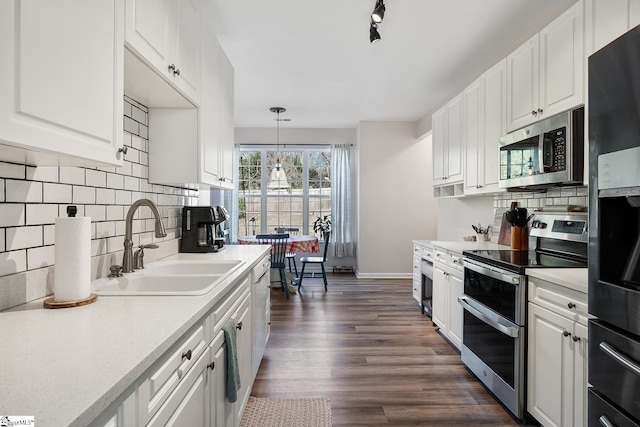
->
54;216;91;302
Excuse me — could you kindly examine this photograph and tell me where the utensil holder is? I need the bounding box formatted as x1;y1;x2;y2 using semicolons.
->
510;226;528;250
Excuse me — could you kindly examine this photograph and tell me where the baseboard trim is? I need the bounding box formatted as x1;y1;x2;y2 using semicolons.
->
354;272;413;279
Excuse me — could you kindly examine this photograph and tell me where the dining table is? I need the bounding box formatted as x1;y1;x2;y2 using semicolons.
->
237;234;320;295
237;234;320;254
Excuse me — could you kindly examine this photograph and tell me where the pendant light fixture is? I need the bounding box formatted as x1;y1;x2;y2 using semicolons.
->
268;107;291;190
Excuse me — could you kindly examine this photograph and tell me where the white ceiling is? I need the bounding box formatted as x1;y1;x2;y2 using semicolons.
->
210;0;577;129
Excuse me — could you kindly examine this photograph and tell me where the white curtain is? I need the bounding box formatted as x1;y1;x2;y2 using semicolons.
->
331;144;354;257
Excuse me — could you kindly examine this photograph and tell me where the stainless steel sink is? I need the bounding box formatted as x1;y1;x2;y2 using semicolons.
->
92;260;245;296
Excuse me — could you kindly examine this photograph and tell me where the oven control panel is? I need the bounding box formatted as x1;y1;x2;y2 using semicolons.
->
529;213;588;243
551;220;586;234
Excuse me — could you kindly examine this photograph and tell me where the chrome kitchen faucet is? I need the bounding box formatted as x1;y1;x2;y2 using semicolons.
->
122;199;167;273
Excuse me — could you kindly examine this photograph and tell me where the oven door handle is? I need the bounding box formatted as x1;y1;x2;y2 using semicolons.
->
458;296;520;338
599;341;640;377
463;259;522;284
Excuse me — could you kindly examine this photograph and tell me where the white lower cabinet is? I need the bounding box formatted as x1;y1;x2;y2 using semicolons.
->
431;248;464;350
90;270;263;427
527;278;589;427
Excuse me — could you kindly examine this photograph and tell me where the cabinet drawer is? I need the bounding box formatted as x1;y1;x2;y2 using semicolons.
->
433;249;450;265
211;278;250;329
139;321;208;424
529;278;588;318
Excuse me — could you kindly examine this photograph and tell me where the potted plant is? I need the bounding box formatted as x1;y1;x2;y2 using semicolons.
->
312;215;331;239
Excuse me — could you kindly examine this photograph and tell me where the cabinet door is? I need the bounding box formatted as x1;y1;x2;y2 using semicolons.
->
586;0;631;54
481;59;507;192
447;273;463;350
507;35;540;131
200;10;223;185
147;349;210;427
632;0;640;27
173;0;201;103
0;0;123;166
527;303;574;427
412;254;422;304
219;51;235;186
539;0;584;119
432;266;448;330
464;79;482;194
211;332;235;427
573;321;589;427
446;94;464;184
125;0;171;73
432;106;447;185
234;297;253;421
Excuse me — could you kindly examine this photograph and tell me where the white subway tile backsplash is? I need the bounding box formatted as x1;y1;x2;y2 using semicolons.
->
85;205;106;222
86;169;107;188
106;173;124;190
106;205;124;221
6;180;42;203
43;183;72;203
561;187;577;197
124;116;138;134
115;190;132;205
27;245;55;270
0;250;27;276
27;166;58;182
577;187;588;197
131;105;146;124
26;204;58;225
124;176;139;191
73;186;96;204
0;204;25;227
0;162;25;179
59;167;85;185
96;188;116;205
0;97;192;310
96;221;117;238
7;226;43;250
43;225;54;245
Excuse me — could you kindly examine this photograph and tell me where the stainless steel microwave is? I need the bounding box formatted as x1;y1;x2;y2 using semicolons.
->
498;107;584;189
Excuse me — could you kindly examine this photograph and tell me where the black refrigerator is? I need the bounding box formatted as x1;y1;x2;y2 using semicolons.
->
588;24;640;426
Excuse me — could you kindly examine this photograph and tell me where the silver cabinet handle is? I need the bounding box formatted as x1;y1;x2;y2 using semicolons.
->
599;415;614;427
600;341;640;377
458;296;519;338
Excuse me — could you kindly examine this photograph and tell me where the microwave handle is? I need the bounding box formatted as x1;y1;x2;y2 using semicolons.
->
542;133;553;171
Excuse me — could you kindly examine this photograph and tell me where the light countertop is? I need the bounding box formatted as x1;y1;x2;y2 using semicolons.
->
429;240;510;253
0;245;270;427
526;268;588;293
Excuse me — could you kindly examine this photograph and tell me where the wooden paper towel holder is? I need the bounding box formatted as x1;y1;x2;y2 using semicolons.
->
43;293;97;309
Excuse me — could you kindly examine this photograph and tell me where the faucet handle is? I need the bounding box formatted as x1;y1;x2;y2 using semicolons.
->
134;244;160;269
108;265;123;278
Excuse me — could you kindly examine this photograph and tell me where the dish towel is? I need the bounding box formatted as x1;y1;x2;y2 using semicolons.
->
223;318;241;403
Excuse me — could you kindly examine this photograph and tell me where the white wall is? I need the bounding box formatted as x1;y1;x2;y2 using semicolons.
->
356;122;438;278
436;196;494;241
235;127;355;145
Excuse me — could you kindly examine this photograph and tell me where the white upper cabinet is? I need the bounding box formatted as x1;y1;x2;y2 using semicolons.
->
507;1;584;132
464;59;507;195
0;0;124;166
125;0;201;105
149;0;235;188
586;0;640;55
433;93;464;190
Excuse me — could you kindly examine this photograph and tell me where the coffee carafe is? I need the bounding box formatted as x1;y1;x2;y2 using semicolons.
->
180;206;226;253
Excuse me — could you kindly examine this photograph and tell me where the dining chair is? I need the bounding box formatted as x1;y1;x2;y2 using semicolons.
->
256;233;290;299
293;231;330;292
275;227;300;276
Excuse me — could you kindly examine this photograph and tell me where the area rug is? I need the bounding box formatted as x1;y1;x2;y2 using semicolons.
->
240;397;332;427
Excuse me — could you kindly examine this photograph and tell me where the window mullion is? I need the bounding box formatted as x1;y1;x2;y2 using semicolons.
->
302;152;310;234
260;150;268;234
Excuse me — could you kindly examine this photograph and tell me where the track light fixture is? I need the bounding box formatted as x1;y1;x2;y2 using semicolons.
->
371;0;385;24
369;22;381;43
369;0;385;43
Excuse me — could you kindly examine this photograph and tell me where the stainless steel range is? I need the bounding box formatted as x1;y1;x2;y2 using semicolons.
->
461;211;588;420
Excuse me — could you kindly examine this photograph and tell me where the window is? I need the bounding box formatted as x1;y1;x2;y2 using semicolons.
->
236;146;331;239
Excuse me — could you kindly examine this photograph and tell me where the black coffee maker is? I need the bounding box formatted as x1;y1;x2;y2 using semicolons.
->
180;206;229;253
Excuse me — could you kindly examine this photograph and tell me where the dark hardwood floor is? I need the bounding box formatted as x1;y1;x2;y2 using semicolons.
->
250;273;519;426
